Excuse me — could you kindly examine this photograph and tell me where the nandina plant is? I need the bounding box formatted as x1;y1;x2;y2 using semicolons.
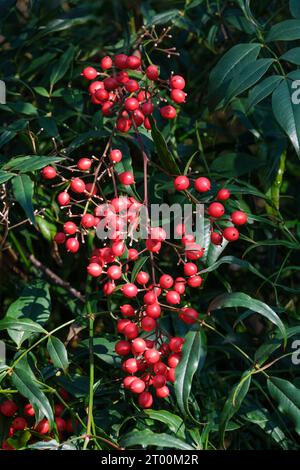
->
1;1;300;452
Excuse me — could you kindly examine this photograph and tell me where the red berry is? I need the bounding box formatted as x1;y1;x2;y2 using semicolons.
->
150;227;167;242
100;56;112;70
137;90;151;102
115;340;131;356
128;248;139;260
141;316;156;331
77;158;92;171
121;283;138;298
194;177;211;193
120;304;135;317
152;374;166;389
65;238;79;253
185;244;204;260
131;338;147;355
223;226;239;241
109;149;122;164
138;391;153;408
168;368;176;382
103;77;119;91
144;348;160;364
217;188;230;201
55;417;66;433
181;234;195;245
116;71;129;84
35;418;50;434
125;79;139;93
166;290;180;305
107;264;122;280
87;262;102;277
116;117;132;133
174;278;186;294
146;65;159;80
132;109;145;126
12;417;27;431
41;166;57;180
170;89;186;103
168;353;181;368
231;210;248;226
208;202;225;218
169;337;184;353
2;440;15;450
117;319;131;334
57;191;70;206
141;101;153;115
160;105;177;119
159;274;174;289
124;97;139;112
111;240;125;257
179;307;198;324
174;175;189;191
114;54;128;69
95;88;109;101
183;262;197;277
102;101;114;116
156;385;170;398
123;323;139;340
70;178;86;194
63;221;77;235
0;400;17;417
170;75;185;90
136;271;150;285
24;403;35;417
81;214;95;228
54;232;66;244
54;404;64;417
123;376;137;389
175;223;186;237
144;116;151;130
126;55;141;69
154;362;168;375
145;303;161;319
119;171;134;185
187;275;203;288
130;378;145;394
211;232;223;245
88;81;104;94
123;358;138;374
144;291;157;305
103;281;115;296
82;67;98;80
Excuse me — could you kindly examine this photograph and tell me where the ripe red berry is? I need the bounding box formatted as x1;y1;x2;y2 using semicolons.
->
146;65;159;80
24;403;35;417
123;322;139;340
116;117;132;133
223;226;239;241
208;202;225;218
169;337;185;353
217;188;230;201
145;303;161;319
116;71;129;84
168;353;181;368
179;307;198;324
123;358;138;374
141;101;153;115
130;378;145;394
166;290;180;305
55;417;66;433
181;234;195;245
174;278;186;294
136;271;150;285
183;262;198;277
125;79;139;93
141;316;156;331
57;191;70;206
138;391;153;408
231;210;248;226
35;418;50;434
12;417;27;431
102;101;114;116
144;116;151;130
63;221;77;235
65;238;79;253
103;281;115;296
156;385;170;398
41;166;57;180
150;227;167;242
82;67;98;80
152;374;166;389
170;75;185;90
123;376;137;389
120;304;135;317
187;275;203;288
144;348;160;364
144;291;157;305
126;55;141;69
170;89;186;103
81;214;95;228
159;274;174;289
77;158;92;171
168;368;176;382
154;362;168;375
54;404;64;417
114;53;128;69
132;109;145;126
124;97;139;111
0;400;17;417
121;283;138;298
119;171;134;185
54;232;66;244
131;338;147;355
100;56;113;70
211;232;223;245
87;262;102;277
128;248;139;260
107;264;122;280
137;90;151;102
194;177;211;193
109;149;122;164
89;81;104;95
95;88;109;101
175;223;186;237
111;240;125;257
70;178;86;194
160;105;177;119
103;77;119;91
115;340;131;356
174;175;189;191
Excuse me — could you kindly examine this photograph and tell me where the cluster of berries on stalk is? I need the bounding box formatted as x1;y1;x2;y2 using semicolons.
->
40;51;248;409
82;52;186;132
0;390;74;450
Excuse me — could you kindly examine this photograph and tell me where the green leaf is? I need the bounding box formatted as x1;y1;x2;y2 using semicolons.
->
7;430;31;450
225;59;274;103
38;117;59;138
268;377;300;436
34;87;50;97
8;102;38;116
11;367;54;426
144;410;185;439
272;78;300;156
0;170;16;184
4;155;65;172
149;115;180;174
151;9;180;25
247;75;283;110
220;371;252;447
11;174;35;224
210;152;263;177
47;336;69;371
266;20;300;42
36;216;57;241
120;429;195;450
281;47;300;65
131;256;149;282
81;336;121;366
208;292;287;343
290;0;300;18
50;45;75;88
0;318;45;334
175;327;207;422
199;255;268;283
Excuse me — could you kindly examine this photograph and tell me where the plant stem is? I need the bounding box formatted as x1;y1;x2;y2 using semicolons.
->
83;302;95;450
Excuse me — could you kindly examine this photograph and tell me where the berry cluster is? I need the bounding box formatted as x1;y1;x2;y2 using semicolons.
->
0;390;74;450
82;52;186;131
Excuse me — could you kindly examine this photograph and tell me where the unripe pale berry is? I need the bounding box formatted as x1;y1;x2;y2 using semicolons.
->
174;175;189;191
194;177;211;193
